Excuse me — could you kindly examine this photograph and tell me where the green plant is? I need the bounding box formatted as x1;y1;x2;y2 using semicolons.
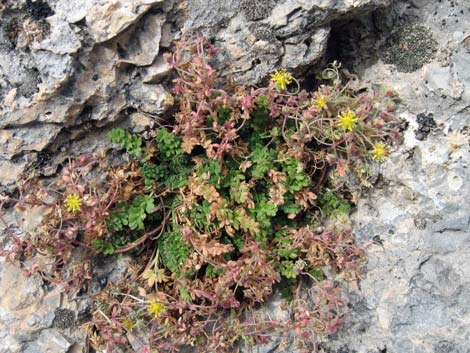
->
1;37;400;353
109;128;143;157
317;188;352;217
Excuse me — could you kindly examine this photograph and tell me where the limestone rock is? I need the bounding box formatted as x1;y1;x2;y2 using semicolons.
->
85;0;165;43
317;1;470;352
31;16;81;54
116;12;165;66
142;55;170;83
23;329;73;353
6;1;466;353
128;81;168;115
0;258;92;353
54;0;94;24
184;0;392;83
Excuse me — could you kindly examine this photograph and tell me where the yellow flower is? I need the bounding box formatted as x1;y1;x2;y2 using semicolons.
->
122;318;135;330
148;301;165;318
371;143;389;161
314;96;328;110
164;92;174;106
64;194;82;213
337;110;358;131
270;68;293;91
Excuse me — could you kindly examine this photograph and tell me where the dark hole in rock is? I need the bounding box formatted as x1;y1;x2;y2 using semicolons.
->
25;0;54;21
78;105;93;122
59;76;77;98
33;150;51;169
116;42;128;59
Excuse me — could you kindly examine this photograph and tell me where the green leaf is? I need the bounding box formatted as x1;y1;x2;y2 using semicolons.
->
250;144;276;178
155;128;183;160
281;158;310;193
92;239;115;255
233;209;259;235
205;265;226;278
317;189;351;217
107;195;154;232
179;287;192;302
279;260;298;279
309;268;325;281
109;128;143;157
197;159;222;188
159;228;190;273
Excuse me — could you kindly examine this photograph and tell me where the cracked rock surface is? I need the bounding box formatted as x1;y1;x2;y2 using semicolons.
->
0;0;391;193
1;0;469;352
320;1;470;352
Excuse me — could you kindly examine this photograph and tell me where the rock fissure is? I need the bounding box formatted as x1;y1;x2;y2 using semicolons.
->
1;0;469;352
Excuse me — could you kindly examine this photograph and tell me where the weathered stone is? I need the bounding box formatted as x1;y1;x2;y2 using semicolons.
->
1;125;61;158
0;263;44;311
281;28;330;68
85;0;164;43
23;329;73;353
0;259;90;352
130;112;156;133
184;0;391;84
5;1;467;353
128;81;168;115
54;0;94;24
31;16;81;54
0;159;29;186
116;12;165;66
317;1;470;352
142;55;170;83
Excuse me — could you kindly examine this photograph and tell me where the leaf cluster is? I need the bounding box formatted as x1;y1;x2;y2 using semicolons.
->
1;37;401;353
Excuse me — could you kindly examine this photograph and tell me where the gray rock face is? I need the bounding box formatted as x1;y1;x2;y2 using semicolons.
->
0;0;170;191
184;0;391;83
0;260;87;353
0;0;392;191
3;0;469;353
319;1;470;352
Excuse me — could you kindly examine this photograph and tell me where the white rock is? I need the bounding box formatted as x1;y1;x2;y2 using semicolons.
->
86;0;164;43
32;16;81;54
116;12;165;66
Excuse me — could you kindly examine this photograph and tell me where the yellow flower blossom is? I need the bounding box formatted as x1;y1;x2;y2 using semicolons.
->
148;301;166;318
122;318;135;330
314;96;328;110
270;68;293;91
64;194;82;213
371;143;389;161
337;110;358;131
164;92;174;106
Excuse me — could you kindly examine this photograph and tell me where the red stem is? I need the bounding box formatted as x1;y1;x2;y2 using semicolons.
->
114;224;163;254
